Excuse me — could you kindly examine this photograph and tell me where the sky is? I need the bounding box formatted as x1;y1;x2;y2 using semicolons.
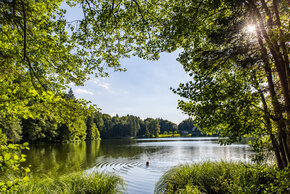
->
70;52;191;124
64;4;191;124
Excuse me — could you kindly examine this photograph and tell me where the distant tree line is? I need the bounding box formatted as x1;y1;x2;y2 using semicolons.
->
178;118;218;137
96;113;160;138
1;113;214;143
0;89;213;143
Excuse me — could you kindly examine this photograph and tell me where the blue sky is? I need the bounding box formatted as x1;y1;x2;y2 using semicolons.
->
70;52;191;124
64;4;191;124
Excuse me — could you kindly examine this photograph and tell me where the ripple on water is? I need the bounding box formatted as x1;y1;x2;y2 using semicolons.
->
84;138;254;194
88;159;164;194
124;166;163;194
93;158;142;173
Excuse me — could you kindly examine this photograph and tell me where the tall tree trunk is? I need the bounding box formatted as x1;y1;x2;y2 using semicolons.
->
257;32;288;167
250;0;290;167
272;0;290;162
254;73;284;169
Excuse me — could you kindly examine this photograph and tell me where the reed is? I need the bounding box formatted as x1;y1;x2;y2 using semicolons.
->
155;161;289;194
11;171;124;194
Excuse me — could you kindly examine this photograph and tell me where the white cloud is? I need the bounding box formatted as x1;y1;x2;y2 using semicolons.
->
75;88;94;95
91;79;111;90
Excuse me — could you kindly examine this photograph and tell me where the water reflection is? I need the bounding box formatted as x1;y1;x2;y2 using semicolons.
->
24;137;254;194
23;141;101;176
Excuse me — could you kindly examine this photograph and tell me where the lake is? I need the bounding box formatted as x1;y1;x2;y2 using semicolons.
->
23;137;254;194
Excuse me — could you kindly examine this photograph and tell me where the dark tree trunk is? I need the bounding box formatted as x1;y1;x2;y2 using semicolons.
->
249;0;290;168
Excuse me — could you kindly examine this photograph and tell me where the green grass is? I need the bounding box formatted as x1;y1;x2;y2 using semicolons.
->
155;161;290;194
11;171;124;194
158;134;180;138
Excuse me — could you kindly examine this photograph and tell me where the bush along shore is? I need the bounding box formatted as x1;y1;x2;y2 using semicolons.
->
155;161;290;194
9;171;123;194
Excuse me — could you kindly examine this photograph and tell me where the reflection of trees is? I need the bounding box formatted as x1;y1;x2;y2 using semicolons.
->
22;141;100;177
97;140;172;160
82;141;101;167
97;139;144;158
22;139;254;177
23;140;148;177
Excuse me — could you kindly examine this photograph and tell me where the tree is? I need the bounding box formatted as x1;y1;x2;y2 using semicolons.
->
146;118;160;137
86;113;100;140
58;117;87;142
101;114;113;138
0;115;22;143
67;88;75;100
158;118;178;134
137;119;148;137
178;118;195;132
0;130;30;192
59;1;288;168
22;117;59;142
65;0;288;168
94;111;105;133
127;115;141;137
1;0;93;122
1;0;132;188
167;1;289;169
96;113;142;138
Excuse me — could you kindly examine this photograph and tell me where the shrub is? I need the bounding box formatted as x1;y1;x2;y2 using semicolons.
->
12;171;124;194
0;130;30;192
155;161;290;194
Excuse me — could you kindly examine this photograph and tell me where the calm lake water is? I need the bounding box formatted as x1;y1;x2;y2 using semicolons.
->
23;137;254;194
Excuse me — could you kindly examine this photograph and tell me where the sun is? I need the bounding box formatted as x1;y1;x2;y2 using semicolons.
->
247;24;256;33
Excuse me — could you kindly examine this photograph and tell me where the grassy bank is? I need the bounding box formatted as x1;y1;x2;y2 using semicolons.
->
10;171;123;194
158;134;181;138
155;161;290;194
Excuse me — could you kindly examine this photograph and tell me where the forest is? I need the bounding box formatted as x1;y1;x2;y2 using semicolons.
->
1;88;207;143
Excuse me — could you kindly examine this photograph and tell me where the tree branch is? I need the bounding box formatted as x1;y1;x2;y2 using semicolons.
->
21;0;46;90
